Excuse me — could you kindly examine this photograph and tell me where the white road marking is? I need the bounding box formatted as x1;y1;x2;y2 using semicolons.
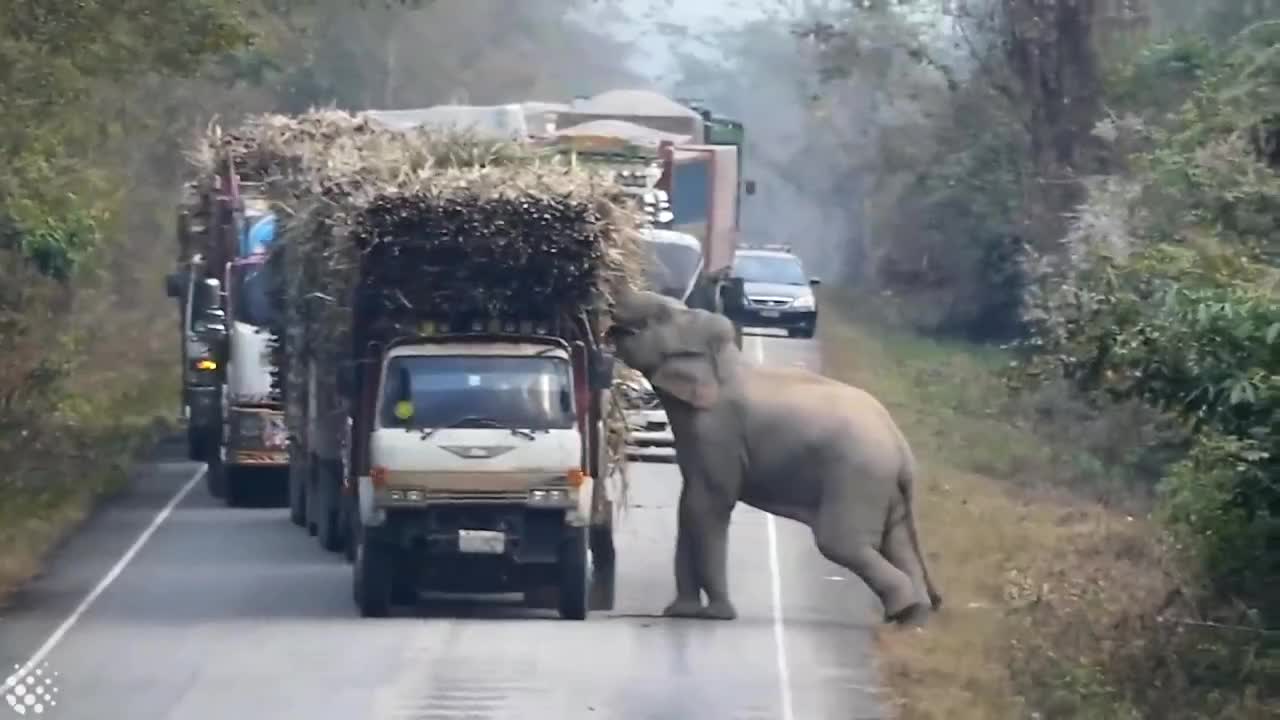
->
12;464;206;675
748;334;796;720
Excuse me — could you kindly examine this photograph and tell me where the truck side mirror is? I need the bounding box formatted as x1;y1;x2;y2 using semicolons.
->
744;180;757;196
809;277;822;287
722;276;746;313
589;350;615;391
337;363;355;397
165;271;187;299
198;277;224;311
193;308;228;339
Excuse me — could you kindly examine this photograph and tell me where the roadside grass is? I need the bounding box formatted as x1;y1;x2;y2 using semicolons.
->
816;291;1183;719
0;363;178;604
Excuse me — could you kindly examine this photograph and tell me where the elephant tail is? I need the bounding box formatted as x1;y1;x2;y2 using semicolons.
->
897;437;943;611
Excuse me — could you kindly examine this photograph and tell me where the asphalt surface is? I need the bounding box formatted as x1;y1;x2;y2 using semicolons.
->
0;331;885;720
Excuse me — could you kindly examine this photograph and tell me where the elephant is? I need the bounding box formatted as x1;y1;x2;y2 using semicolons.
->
605;289;942;625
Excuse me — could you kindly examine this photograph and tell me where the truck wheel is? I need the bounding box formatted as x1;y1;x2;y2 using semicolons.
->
589;526;616;611
188;426;213;463
206;452;227;500
558;527;590;620
342;494;358;564
316;465;344;553
288;463;306;527
224;467;249;508
353;535;393;618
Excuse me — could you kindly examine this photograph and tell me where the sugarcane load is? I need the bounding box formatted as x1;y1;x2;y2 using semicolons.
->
186;109;645;619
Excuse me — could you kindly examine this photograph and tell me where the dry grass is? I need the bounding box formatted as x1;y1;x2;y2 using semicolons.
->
816;292;1183;719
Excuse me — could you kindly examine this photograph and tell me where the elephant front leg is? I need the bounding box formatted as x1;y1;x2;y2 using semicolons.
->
692;509;737;620
662;508;703;618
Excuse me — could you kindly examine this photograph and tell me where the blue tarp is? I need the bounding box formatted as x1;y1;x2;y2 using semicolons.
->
239;210;276;257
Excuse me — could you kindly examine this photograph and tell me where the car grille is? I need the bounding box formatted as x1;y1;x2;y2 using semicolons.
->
747;296;793;308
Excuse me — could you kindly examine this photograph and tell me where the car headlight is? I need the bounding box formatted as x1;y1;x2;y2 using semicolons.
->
792;294;815;310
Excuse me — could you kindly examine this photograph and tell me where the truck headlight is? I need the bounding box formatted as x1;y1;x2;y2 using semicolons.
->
792;294;815;310
528;488;572;506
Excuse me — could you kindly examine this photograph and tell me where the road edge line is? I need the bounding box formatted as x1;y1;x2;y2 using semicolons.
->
749;334;797;720
13;463;206;675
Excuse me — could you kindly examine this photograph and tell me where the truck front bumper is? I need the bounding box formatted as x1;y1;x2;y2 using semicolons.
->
367;504;580;594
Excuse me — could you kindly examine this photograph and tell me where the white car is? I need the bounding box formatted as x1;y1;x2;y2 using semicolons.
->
617;371;676;462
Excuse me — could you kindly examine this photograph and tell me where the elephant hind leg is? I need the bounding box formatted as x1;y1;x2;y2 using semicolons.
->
881;503;933;615
813;521;918;621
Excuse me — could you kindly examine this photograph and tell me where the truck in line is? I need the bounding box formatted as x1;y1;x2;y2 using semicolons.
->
166;160;289;505
200;111;634;617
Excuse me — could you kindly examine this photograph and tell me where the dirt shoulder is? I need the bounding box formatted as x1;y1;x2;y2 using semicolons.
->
817;297;1185;719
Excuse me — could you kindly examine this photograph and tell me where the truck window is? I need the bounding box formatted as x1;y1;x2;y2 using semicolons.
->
643;240;702;300
380;355;575;431
732;254;807;285
230;261;277;328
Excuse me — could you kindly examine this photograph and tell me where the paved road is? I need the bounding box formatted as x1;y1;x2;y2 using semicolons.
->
0;333;884;720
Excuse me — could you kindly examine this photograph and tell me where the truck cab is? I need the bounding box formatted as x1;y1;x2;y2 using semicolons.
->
353;329;613;620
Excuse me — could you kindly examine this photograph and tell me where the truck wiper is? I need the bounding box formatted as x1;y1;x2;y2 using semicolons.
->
509;428;537;440
419;415;502;440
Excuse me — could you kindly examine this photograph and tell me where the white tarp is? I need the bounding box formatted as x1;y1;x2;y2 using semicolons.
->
362;104;530;140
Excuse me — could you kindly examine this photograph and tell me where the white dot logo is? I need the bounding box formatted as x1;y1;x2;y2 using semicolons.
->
2;663;57;716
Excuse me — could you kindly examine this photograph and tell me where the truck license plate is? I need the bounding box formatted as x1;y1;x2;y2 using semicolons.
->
458;530;505;554
760;310;781;318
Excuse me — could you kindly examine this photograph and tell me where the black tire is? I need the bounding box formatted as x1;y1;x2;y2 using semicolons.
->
288;461;307;527
353;534;393;618
304;455;319;536
588;526;616;611
206;450;227;500
558;527;590;620
188;425;214;463
225;466;249;508
316;462;344;553
342;493;358;564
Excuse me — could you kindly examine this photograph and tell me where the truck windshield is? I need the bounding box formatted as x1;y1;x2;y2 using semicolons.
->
230;261;277;328
643;240;702;300
732;254;808;285
380;355;575;431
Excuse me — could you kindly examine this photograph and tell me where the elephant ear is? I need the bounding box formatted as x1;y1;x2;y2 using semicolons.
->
652;351;720;409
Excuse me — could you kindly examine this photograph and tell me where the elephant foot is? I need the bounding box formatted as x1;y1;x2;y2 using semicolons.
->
697;599;737;621
886;601;931;628
662;598;705;618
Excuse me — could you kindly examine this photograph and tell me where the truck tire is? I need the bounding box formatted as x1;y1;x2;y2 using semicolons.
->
188;425;214;463
353;535;394;618
588;525;617;611
206;451;227;500
316;462;344;553
558;527;590;620
288;462;307;527
225;466;250;508
342;493;358;564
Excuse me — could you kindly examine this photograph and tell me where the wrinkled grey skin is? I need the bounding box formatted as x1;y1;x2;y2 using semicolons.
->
607;289;942;625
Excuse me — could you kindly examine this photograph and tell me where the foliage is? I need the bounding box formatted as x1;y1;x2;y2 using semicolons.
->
1016;17;1280;645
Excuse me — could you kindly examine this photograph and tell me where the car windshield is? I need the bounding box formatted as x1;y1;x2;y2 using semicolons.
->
643;239;702;300
230;261;277;328
379;354;575;431
732;254;808;285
